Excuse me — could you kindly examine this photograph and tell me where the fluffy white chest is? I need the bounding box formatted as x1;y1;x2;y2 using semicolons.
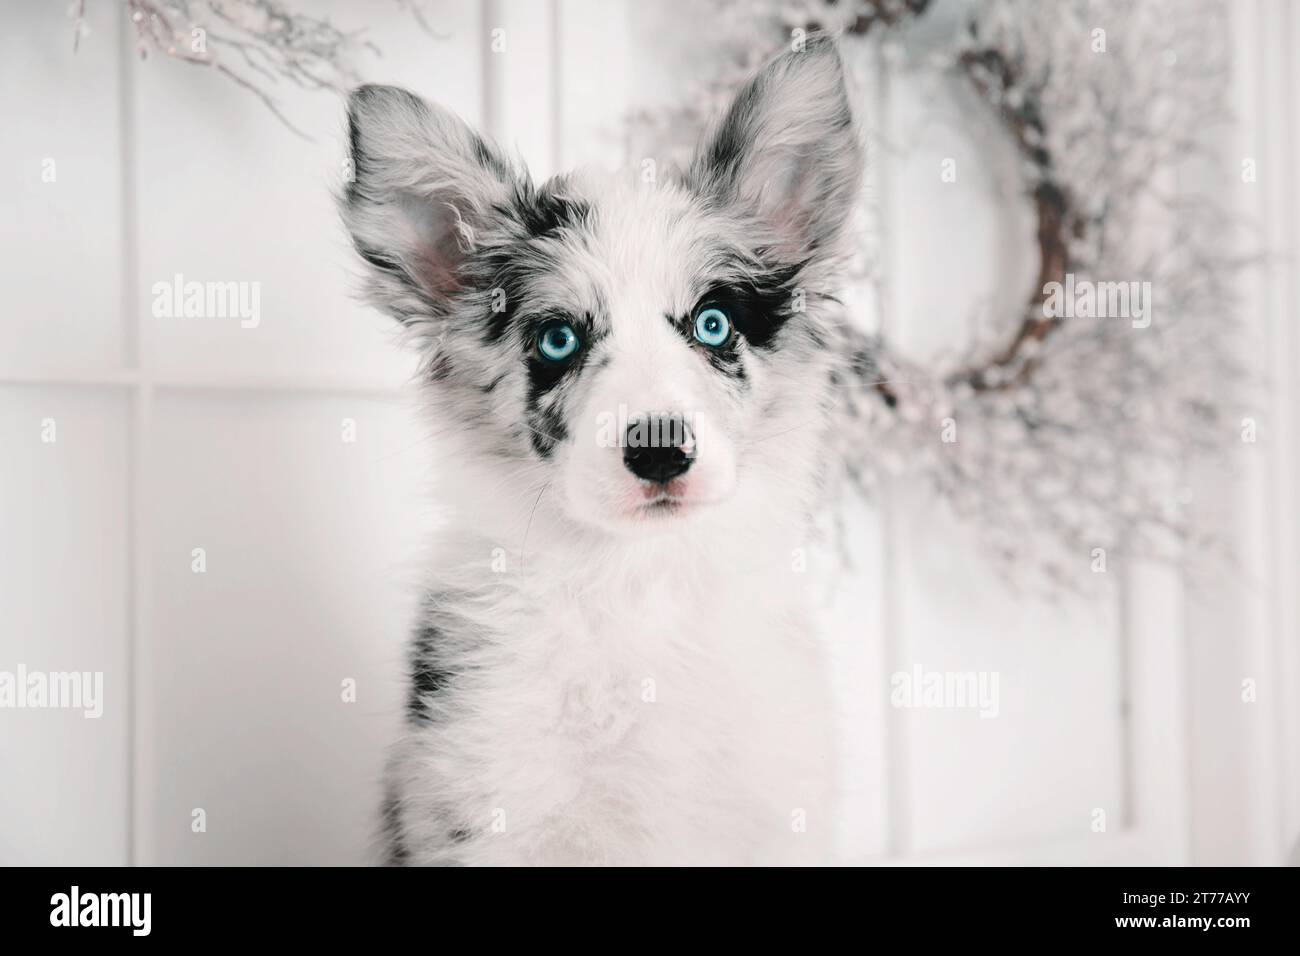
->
388;515;836;866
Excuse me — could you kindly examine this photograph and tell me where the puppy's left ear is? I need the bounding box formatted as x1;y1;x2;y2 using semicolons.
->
341;84;518;325
686;35;862;257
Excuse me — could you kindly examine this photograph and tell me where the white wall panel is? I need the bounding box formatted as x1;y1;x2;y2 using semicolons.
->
556;0;632;172
894;490;1125;854
1207;0;1300;865
0;386;130;865
821;498;891;860
0;0;125;371
145;392;429;864
131;0;482;384
486;0;558;176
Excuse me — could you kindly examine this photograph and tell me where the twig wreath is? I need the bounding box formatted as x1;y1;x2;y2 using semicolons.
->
76;0;1244;593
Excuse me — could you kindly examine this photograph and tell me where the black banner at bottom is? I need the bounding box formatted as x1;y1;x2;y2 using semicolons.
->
0;866;1288;942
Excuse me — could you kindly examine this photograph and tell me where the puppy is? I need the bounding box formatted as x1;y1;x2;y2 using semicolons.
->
341;35;863;865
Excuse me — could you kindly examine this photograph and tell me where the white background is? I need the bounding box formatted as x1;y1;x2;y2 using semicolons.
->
0;0;1296;865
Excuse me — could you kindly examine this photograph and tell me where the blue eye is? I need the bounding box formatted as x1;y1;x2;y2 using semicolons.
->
693;307;731;348
537;321;580;362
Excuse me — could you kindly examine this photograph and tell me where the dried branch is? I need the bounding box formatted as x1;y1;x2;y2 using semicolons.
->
77;1;430;139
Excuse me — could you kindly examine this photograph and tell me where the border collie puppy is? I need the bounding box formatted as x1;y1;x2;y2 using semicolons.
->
341;35;863;865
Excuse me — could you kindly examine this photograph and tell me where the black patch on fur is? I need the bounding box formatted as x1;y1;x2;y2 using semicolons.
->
513;184;591;239
380;789;409;866
407;622;452;725
848;342;897;408
343;86;412;208
344;95;431;310
720;262;806;349
521;308;605;459
676;261;806;377
343;86;456;321
476;185;592;344
472;134;514;182
478;261;532;344
695;78;765;201
670;306;749;385
354;244;408;285
526;397;570;459
523;332;579;457
705;345;748;384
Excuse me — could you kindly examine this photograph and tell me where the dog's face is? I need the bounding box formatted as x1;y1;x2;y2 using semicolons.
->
343;39;861;534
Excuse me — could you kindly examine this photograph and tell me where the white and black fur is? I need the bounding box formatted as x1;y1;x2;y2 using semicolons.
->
342;36;867;865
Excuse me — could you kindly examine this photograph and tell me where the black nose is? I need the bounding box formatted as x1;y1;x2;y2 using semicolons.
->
623;414;695;484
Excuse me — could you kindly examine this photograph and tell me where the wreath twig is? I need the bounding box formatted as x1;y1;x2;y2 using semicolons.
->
73;1;432;139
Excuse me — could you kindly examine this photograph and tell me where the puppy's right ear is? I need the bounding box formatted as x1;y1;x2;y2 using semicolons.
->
341;85;516;323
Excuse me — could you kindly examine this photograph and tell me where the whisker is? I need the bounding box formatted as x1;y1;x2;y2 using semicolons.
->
519;479;553;570
742;419;820;448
